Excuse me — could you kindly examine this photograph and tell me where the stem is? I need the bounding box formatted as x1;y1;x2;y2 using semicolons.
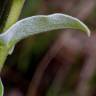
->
0;45;8;71
3;0;25;32
0;0;25;71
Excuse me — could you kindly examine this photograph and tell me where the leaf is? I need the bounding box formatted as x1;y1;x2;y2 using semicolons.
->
0;13;91;94
0;79;4;96
0;13;90;54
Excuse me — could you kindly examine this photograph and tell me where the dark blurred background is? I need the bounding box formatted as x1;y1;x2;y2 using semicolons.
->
0;0;96;96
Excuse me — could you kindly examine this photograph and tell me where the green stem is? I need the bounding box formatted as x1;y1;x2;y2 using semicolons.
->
3;0;25;32
0;0;25;71
0;45;8;71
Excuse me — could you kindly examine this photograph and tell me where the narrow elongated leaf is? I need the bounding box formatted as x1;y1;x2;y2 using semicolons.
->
0;79;4;96
0;13;90;52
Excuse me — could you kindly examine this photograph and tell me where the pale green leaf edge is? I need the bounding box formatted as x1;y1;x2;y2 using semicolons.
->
0;78;4;96
0;13;90;54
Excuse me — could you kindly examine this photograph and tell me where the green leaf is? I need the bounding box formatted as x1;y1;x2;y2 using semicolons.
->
0;79;4;96
0;13;91;70
0;13;90;51
0;13;91;89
